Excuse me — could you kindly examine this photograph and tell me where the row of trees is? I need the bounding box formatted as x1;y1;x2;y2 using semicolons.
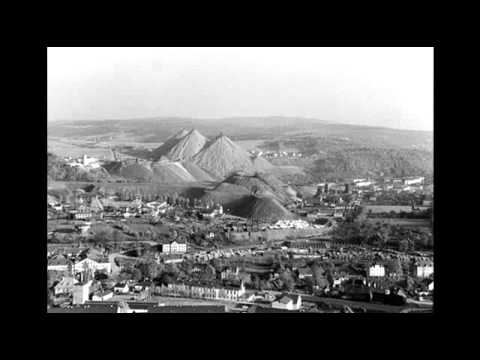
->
331;220;433;251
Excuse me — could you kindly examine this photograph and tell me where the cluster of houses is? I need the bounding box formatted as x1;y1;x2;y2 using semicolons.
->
48;255;112;276
249;150;303;159
64;154;101;169
311;176;430;200
159;282;246;301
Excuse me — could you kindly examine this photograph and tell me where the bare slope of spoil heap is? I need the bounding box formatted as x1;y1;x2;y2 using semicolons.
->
103;161;155;182
222;173;281;202
181;160;218;182
151;128;190;161
222;172;296;203
167;129;208;161
192;135;257;179
227;195;296;223
202;182;252;205
251;156;275;173
151;160;197;183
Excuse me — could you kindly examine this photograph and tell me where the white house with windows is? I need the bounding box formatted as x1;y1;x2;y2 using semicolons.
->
404;177;425;186
49;258;111;275
165;282;245;301
272;294;302;311
416;263;434;278
161;240;187;254
114;282;130;294
369;264;386;277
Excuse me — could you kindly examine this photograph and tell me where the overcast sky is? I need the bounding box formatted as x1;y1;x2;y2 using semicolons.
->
48;47;433;131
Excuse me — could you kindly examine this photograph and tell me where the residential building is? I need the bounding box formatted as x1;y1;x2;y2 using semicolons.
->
73;211;93;220
221;267;240;280
161;240;187;254
404;177;425;186
92;291;114;301
164;282;245;301
50;258;111;275
369;264;386;277
54;276;78;295
72;280;92;305
114;282;130;294
298;267;313;279
416;263;434;278
272;294;302;311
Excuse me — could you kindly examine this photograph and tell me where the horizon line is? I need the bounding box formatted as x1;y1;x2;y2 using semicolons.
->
47;115;433;133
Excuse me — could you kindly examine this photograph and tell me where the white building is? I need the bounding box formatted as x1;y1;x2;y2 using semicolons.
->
48;257;111;274
355;181;373;188
161;241;187;254
298;268;313;279
416;264;434;278
92;291;114;301
54;276;78;295
369;264;386;277
404;177;425;186
76;258;111;274
114;283;130;294
272;294;302;311
66;155;100;169
166;282;245;301
221;267;240;280
72;280;93;305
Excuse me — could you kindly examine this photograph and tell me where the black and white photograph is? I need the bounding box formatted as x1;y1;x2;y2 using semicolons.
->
46;46;434;314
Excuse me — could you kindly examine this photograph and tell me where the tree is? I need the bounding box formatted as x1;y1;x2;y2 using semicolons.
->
280;270;295;292
311;263;329;288
136;261;158;280
385;258;403;276
398;239;410;252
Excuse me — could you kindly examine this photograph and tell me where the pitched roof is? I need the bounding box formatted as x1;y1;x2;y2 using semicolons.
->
276;293;301;304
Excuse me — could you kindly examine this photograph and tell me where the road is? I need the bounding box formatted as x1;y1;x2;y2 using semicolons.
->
302;295;414;313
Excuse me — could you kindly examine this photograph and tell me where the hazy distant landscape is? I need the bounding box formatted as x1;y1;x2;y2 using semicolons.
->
48;117;433;183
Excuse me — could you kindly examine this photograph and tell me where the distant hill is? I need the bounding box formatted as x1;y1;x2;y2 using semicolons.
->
48;117;432;150
308;148;433;181
49;117;433;183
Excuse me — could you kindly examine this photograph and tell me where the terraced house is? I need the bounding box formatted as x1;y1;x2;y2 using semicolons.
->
164;282;246;301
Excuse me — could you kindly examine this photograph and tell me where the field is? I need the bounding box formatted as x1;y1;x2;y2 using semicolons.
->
48;138;114;159
235;140;266;152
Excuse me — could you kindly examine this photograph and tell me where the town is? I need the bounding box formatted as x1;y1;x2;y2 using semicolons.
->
47;47;434;314
47;165;433;313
